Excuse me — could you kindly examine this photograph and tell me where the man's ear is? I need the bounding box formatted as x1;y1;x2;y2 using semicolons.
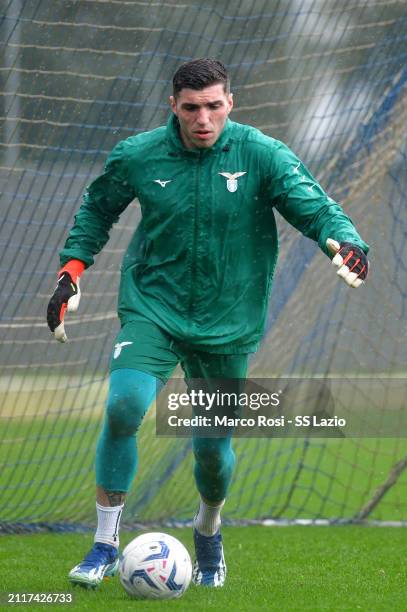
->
169;95;177;115
228;92;234;114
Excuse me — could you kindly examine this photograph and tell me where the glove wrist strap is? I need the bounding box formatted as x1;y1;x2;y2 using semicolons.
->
58;259;85;284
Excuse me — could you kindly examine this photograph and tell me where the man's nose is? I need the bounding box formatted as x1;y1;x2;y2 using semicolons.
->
196;108;210;124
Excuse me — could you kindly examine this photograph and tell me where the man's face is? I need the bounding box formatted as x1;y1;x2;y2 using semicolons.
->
170;84;233;149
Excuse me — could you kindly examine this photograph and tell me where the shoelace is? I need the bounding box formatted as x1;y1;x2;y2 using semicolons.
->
80;543;116;569
195;532;222;569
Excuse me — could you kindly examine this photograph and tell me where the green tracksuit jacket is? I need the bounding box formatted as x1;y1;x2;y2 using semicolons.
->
60;114;369;353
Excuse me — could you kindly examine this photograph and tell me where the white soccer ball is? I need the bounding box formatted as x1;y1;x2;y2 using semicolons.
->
119;532;192;600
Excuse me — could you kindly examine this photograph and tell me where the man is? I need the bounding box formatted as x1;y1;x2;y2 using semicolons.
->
47;58;369;589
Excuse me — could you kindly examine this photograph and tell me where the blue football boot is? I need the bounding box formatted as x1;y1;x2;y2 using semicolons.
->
192;529;226;587
68;542;119;589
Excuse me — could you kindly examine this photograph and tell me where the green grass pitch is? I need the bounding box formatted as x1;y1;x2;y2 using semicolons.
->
1;526;406;611
2;410;406;524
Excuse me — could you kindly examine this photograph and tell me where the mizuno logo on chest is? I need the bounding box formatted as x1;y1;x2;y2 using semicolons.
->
153;179;173;188
219;172;247;192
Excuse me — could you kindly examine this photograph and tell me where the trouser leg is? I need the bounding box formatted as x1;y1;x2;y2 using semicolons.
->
95;368;159;492
181;351;249;503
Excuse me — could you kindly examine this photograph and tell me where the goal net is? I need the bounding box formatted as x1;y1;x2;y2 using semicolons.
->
1;0;406;530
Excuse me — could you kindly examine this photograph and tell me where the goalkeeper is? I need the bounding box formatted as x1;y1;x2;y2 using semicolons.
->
47;58;369;589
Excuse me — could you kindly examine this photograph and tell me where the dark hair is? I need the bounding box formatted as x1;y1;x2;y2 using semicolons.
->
172;58;230;97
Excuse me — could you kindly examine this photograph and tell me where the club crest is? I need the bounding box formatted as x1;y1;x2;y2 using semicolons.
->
113;341;133;359
219;172;247;192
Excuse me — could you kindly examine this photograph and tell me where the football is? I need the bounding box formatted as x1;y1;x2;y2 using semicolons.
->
119;532;192;599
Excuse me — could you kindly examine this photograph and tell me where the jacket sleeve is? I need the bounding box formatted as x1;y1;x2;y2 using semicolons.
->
59;140;137;267
266;141;369;256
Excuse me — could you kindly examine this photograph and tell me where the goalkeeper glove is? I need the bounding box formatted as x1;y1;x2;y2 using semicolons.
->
326;238;369;288
47;260;85;342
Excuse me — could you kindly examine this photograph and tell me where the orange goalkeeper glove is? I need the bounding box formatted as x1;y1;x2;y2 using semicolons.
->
47;259;85;342
326;238;369;288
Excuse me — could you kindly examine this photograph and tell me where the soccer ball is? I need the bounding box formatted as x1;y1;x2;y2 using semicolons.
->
119;532;192;600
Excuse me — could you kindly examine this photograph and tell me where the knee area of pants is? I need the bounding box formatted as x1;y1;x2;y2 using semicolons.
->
105;391;145;435
193;443;235;470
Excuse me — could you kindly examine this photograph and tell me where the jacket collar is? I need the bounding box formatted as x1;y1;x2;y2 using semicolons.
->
166;114;232;155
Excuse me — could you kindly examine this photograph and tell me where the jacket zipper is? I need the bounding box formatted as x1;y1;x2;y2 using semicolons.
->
188;152;202;326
